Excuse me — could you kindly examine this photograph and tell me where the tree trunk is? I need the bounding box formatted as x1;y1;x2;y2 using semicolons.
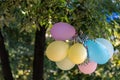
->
33;25;46;80
0;31;14;80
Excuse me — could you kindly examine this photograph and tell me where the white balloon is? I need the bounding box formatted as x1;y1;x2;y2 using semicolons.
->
56;57;75;70
96;38;114;58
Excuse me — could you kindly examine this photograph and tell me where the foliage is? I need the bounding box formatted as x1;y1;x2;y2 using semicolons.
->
0;0;120;80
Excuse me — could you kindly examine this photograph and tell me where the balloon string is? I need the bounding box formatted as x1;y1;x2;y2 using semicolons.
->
72;32;89;44
77;33;89;44
73;37;76;44
78;60;89;66
72;33;78;44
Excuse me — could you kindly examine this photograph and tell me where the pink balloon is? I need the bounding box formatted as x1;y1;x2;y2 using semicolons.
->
78;61;97;74
50;22;76;40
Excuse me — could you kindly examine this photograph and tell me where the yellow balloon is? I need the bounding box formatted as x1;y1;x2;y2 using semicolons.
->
46;41;69;62
68;43;87;64
56;57;75;70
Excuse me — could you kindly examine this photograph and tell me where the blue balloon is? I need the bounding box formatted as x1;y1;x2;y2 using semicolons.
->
112;12;119;19
85;40;110;64
106;12;120;23
106;15;114;23
96;38;114;58
106;17;112;23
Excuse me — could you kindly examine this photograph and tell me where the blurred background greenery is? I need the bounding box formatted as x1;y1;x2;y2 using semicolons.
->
0;0;120;80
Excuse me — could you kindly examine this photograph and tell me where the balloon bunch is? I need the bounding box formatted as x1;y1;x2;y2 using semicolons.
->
45;22;114;74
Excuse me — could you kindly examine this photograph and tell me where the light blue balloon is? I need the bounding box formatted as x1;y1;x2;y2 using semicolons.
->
96;38;114;58
85;40;110;64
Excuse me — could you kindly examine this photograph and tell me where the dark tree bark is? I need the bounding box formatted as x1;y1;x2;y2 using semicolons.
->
33;24;46;80
0;30;14;80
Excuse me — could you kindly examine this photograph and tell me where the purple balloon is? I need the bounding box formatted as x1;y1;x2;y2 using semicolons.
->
50;22;76;40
